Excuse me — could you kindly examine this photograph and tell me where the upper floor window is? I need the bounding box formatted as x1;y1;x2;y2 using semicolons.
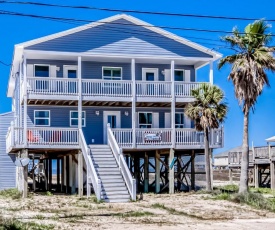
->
34;110;50;126
139;112;152;128
34;65;50;77
102;67;122;80
174;70;185;81
70;111;86;127
175;112;184;128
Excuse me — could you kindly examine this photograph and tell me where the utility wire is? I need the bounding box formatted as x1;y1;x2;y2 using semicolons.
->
0;0;271;22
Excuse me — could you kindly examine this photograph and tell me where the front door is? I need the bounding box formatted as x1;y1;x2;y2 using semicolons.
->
103;111;121;144
63;65;77;93
142;68;158;96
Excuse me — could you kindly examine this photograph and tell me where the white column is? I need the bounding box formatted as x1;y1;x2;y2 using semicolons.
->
209;61;213;85
78;56;82;130
23;56;27;147
171;60;175;148
131;59;136;148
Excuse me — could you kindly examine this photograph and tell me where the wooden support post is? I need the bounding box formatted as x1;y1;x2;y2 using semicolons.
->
255;164;259;188
155;150;160;193
169;148;175;194
134;156;139;193
164;155;169;185
191;150;195;190
66;156;70;193
78;151;84;196
144;152;149;193
32;158;36;192
61;157;64;192
44;159;48;191
49;158;52;191
229;168;233;184
57;158;60;192
70;155;76;194
271;162;275;190
21;149;28;198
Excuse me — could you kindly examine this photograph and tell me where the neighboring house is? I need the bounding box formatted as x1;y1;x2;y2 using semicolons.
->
1;14;223;202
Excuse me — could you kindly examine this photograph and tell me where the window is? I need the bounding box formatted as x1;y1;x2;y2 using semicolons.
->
174;70;185;81
175;113;184;128
139;112;152;128
34;110;50;126
34;65;49;77
102;67;122;80
70;111;86;127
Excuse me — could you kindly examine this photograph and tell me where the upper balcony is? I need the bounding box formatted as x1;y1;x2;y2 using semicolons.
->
23;77;208;104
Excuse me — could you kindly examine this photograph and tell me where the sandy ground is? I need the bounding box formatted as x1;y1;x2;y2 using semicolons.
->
1;191;275;230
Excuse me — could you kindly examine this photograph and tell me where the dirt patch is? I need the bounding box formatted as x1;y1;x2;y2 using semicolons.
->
1;192;275;229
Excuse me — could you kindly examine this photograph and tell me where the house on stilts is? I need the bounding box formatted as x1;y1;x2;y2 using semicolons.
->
0;14;223;202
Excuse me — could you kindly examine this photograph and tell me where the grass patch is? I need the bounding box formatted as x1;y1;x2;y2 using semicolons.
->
250;187;275;195
0;217;54;230
0;188;22;199
113;211;154;218
217;184;239;193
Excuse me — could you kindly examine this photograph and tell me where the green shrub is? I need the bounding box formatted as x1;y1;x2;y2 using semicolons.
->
0;189;22;199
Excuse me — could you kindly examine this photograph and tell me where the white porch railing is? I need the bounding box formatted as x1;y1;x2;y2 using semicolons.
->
112;127;223;149
27;77;78;96
82;79;132;97
175;82;208;97
107;124;136;201
136;81;171;97
79;129;101;200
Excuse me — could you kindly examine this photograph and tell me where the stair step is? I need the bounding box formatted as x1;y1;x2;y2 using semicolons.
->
95;165;118;169
99;175;123;179
97;171;121;176
92;158;116;162
102;187;129;192
100;178;125;183
103;198;130;203
90;149;112;152
103;194;130;199
89;145;109;148
92;155;114;158
102;182;126;188
102;190;129;195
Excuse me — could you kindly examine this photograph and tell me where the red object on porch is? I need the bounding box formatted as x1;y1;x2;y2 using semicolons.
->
27;130;39;142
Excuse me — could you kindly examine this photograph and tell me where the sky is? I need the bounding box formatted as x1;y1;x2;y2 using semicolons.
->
0;0;275;154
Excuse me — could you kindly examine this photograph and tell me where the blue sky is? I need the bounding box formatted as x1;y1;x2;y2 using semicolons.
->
0;0;274;153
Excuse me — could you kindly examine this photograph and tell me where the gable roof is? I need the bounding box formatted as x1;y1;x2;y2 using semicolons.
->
17;14;221;58
8;14;222;97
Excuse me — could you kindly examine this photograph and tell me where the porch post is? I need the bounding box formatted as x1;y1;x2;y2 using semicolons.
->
78;56;82;131
155;150;160;193
78;150;84;196
209;61;213;85
169;148;175;194
23;56;27;147
131;58;136;148
171;60;175;148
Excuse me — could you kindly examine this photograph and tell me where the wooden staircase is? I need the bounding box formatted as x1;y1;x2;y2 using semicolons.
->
89;145;130;203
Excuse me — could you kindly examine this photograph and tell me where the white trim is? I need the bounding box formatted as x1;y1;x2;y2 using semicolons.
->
102;66;123;80
138;112;153;128
17;14;221;58
33;64;50;77
63;65;77;78
70;110;86;127
34;110;50;126
103;111;121;144
142;68;159;81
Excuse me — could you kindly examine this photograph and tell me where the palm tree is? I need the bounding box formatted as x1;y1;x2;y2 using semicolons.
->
218;20;275;193
185;83;227;191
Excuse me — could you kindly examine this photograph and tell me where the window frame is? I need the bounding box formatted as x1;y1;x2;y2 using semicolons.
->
102;66;122;80
70;111;86;127
63;65;78;78
34;110;50;127
33;64;50;78
175;112;184;128
138;112;153;128
174;69;185;82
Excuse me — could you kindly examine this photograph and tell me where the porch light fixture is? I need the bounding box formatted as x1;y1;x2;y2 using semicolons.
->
124;111;129;116
95;111;100;116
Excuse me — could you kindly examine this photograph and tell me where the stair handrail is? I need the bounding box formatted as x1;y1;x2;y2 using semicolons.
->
107;124;136;201
79;129;101;200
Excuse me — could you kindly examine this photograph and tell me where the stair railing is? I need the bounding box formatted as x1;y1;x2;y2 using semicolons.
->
107;124;136;201
79;129;101;200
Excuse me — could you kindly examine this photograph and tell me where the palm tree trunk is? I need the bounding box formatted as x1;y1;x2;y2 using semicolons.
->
239;109;249;193
204;128;212;191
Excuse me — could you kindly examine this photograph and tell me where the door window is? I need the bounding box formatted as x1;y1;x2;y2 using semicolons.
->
68;69;77;78
34;65;49;77
174;70;185;81
175;113;184;128
139;112;152;128
108;115;117;128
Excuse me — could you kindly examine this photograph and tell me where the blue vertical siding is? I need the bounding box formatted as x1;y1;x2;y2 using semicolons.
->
0;112;16;190
25;18;212;58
